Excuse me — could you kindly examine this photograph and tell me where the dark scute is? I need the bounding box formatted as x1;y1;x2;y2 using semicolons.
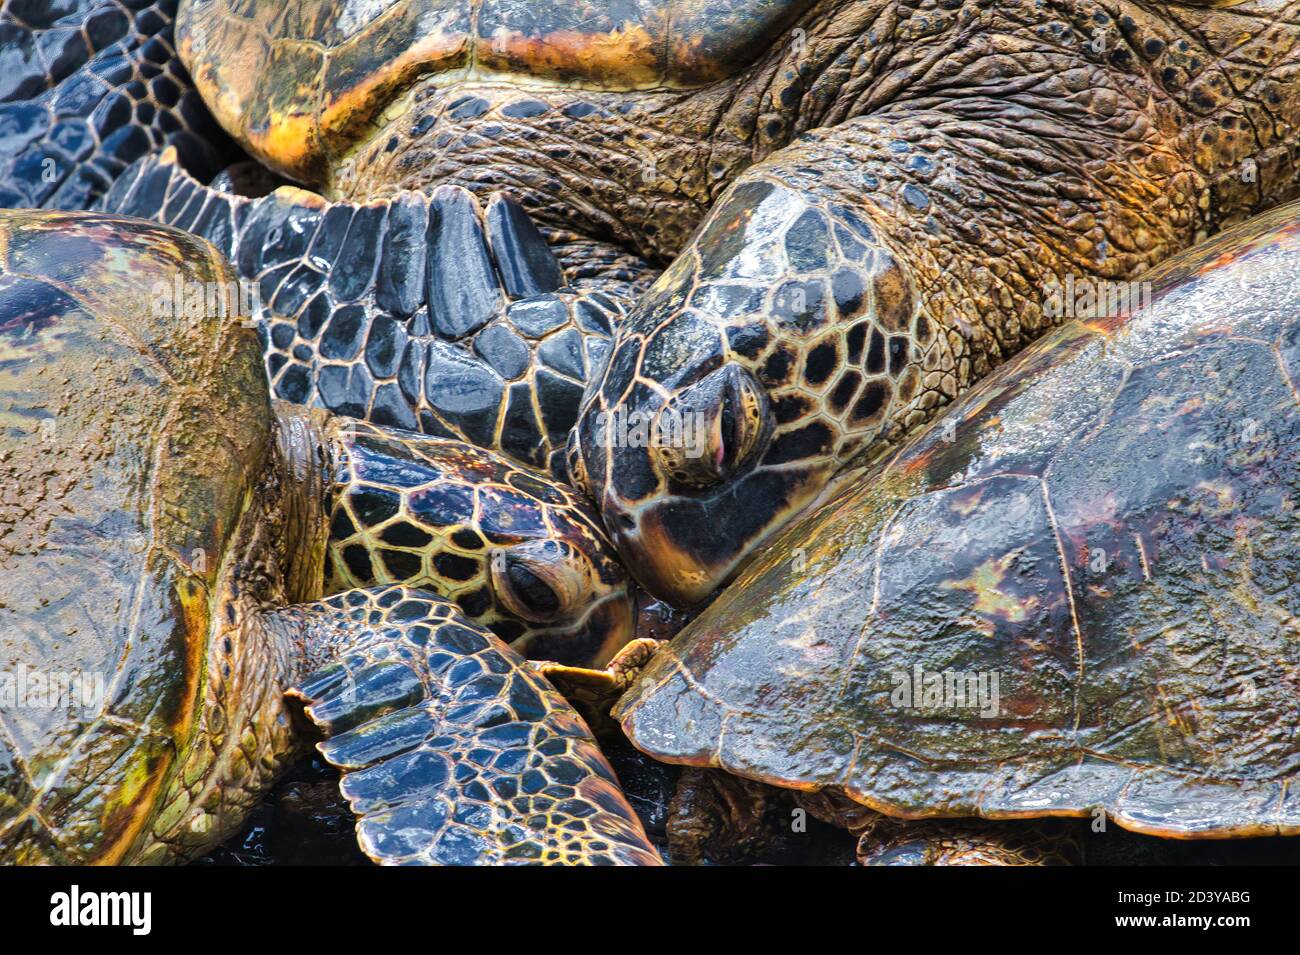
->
765;420;833;465
485;192;564;297
784;208;831;272
320;303;367;361
433;551;481;583
452;528;484;550
343;543;375;580
456;586;492;617
473;322;531;380
330;203;387;302
505;294;569;338
408;482;475;527
381;549;424;580
865;328;886;374
426;186;502;340
535;369;584;446
803;341;839;386
726;322;769;360
500;381;545;466
381;522;433;548
696;181;777;279
537;327;586;379
888;335;909;376
349;486;402;527
309;203;354;263
275;363;311;403
371;382;419;430
853;380;889;423
423;340;505;448
832;268;866;318
365;313;405;379
773;278;827;332
377;192;430;317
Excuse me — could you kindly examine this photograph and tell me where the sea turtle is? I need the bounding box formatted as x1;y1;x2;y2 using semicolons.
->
12;0;1288;610
615;198;1300;840
0;208;661;864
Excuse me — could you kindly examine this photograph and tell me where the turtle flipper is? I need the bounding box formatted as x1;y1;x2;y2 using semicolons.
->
101;149;644;476
275;586;663;866
0;1;232;210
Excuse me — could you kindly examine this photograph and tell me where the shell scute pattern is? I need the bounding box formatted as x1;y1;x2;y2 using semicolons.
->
0;208;272;864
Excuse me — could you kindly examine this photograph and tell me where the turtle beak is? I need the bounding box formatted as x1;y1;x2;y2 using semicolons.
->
512;590;636;669
605;503;725;608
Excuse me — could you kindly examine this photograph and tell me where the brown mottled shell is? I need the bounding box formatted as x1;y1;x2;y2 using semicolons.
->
0;210;272;862
618;200;1300;838
177;0;816;182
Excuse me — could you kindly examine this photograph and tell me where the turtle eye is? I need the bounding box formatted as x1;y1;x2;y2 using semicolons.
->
490;540;588;624
653;363;770;488
505;562;561;618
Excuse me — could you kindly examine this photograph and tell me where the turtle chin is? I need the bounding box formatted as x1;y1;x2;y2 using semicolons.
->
603;460;834;608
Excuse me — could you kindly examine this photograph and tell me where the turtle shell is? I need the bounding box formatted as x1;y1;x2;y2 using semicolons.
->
0;210;272;862
617;200;1300;838
176;0;817;182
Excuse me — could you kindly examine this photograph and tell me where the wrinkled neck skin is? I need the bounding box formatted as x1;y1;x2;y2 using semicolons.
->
129;404;335;863
322;0;1300;265
269;402;336;609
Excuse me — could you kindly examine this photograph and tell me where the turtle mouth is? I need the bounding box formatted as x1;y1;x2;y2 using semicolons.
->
603;500;730;609
508;589;636;669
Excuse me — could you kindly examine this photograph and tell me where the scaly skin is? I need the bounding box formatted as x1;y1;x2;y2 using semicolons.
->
20;3;1300;608
575;1;1300;604
0;0;234;210
0;210;650;864
617;201;1300;839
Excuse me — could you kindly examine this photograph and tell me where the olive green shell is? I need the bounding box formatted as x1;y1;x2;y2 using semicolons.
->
0;210;271;862
176;0;816;181
618;200;1300;838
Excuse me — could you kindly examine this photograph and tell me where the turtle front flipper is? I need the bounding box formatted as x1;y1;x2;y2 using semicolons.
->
0;1;233;209
102;148;652;476
270;586;663;866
